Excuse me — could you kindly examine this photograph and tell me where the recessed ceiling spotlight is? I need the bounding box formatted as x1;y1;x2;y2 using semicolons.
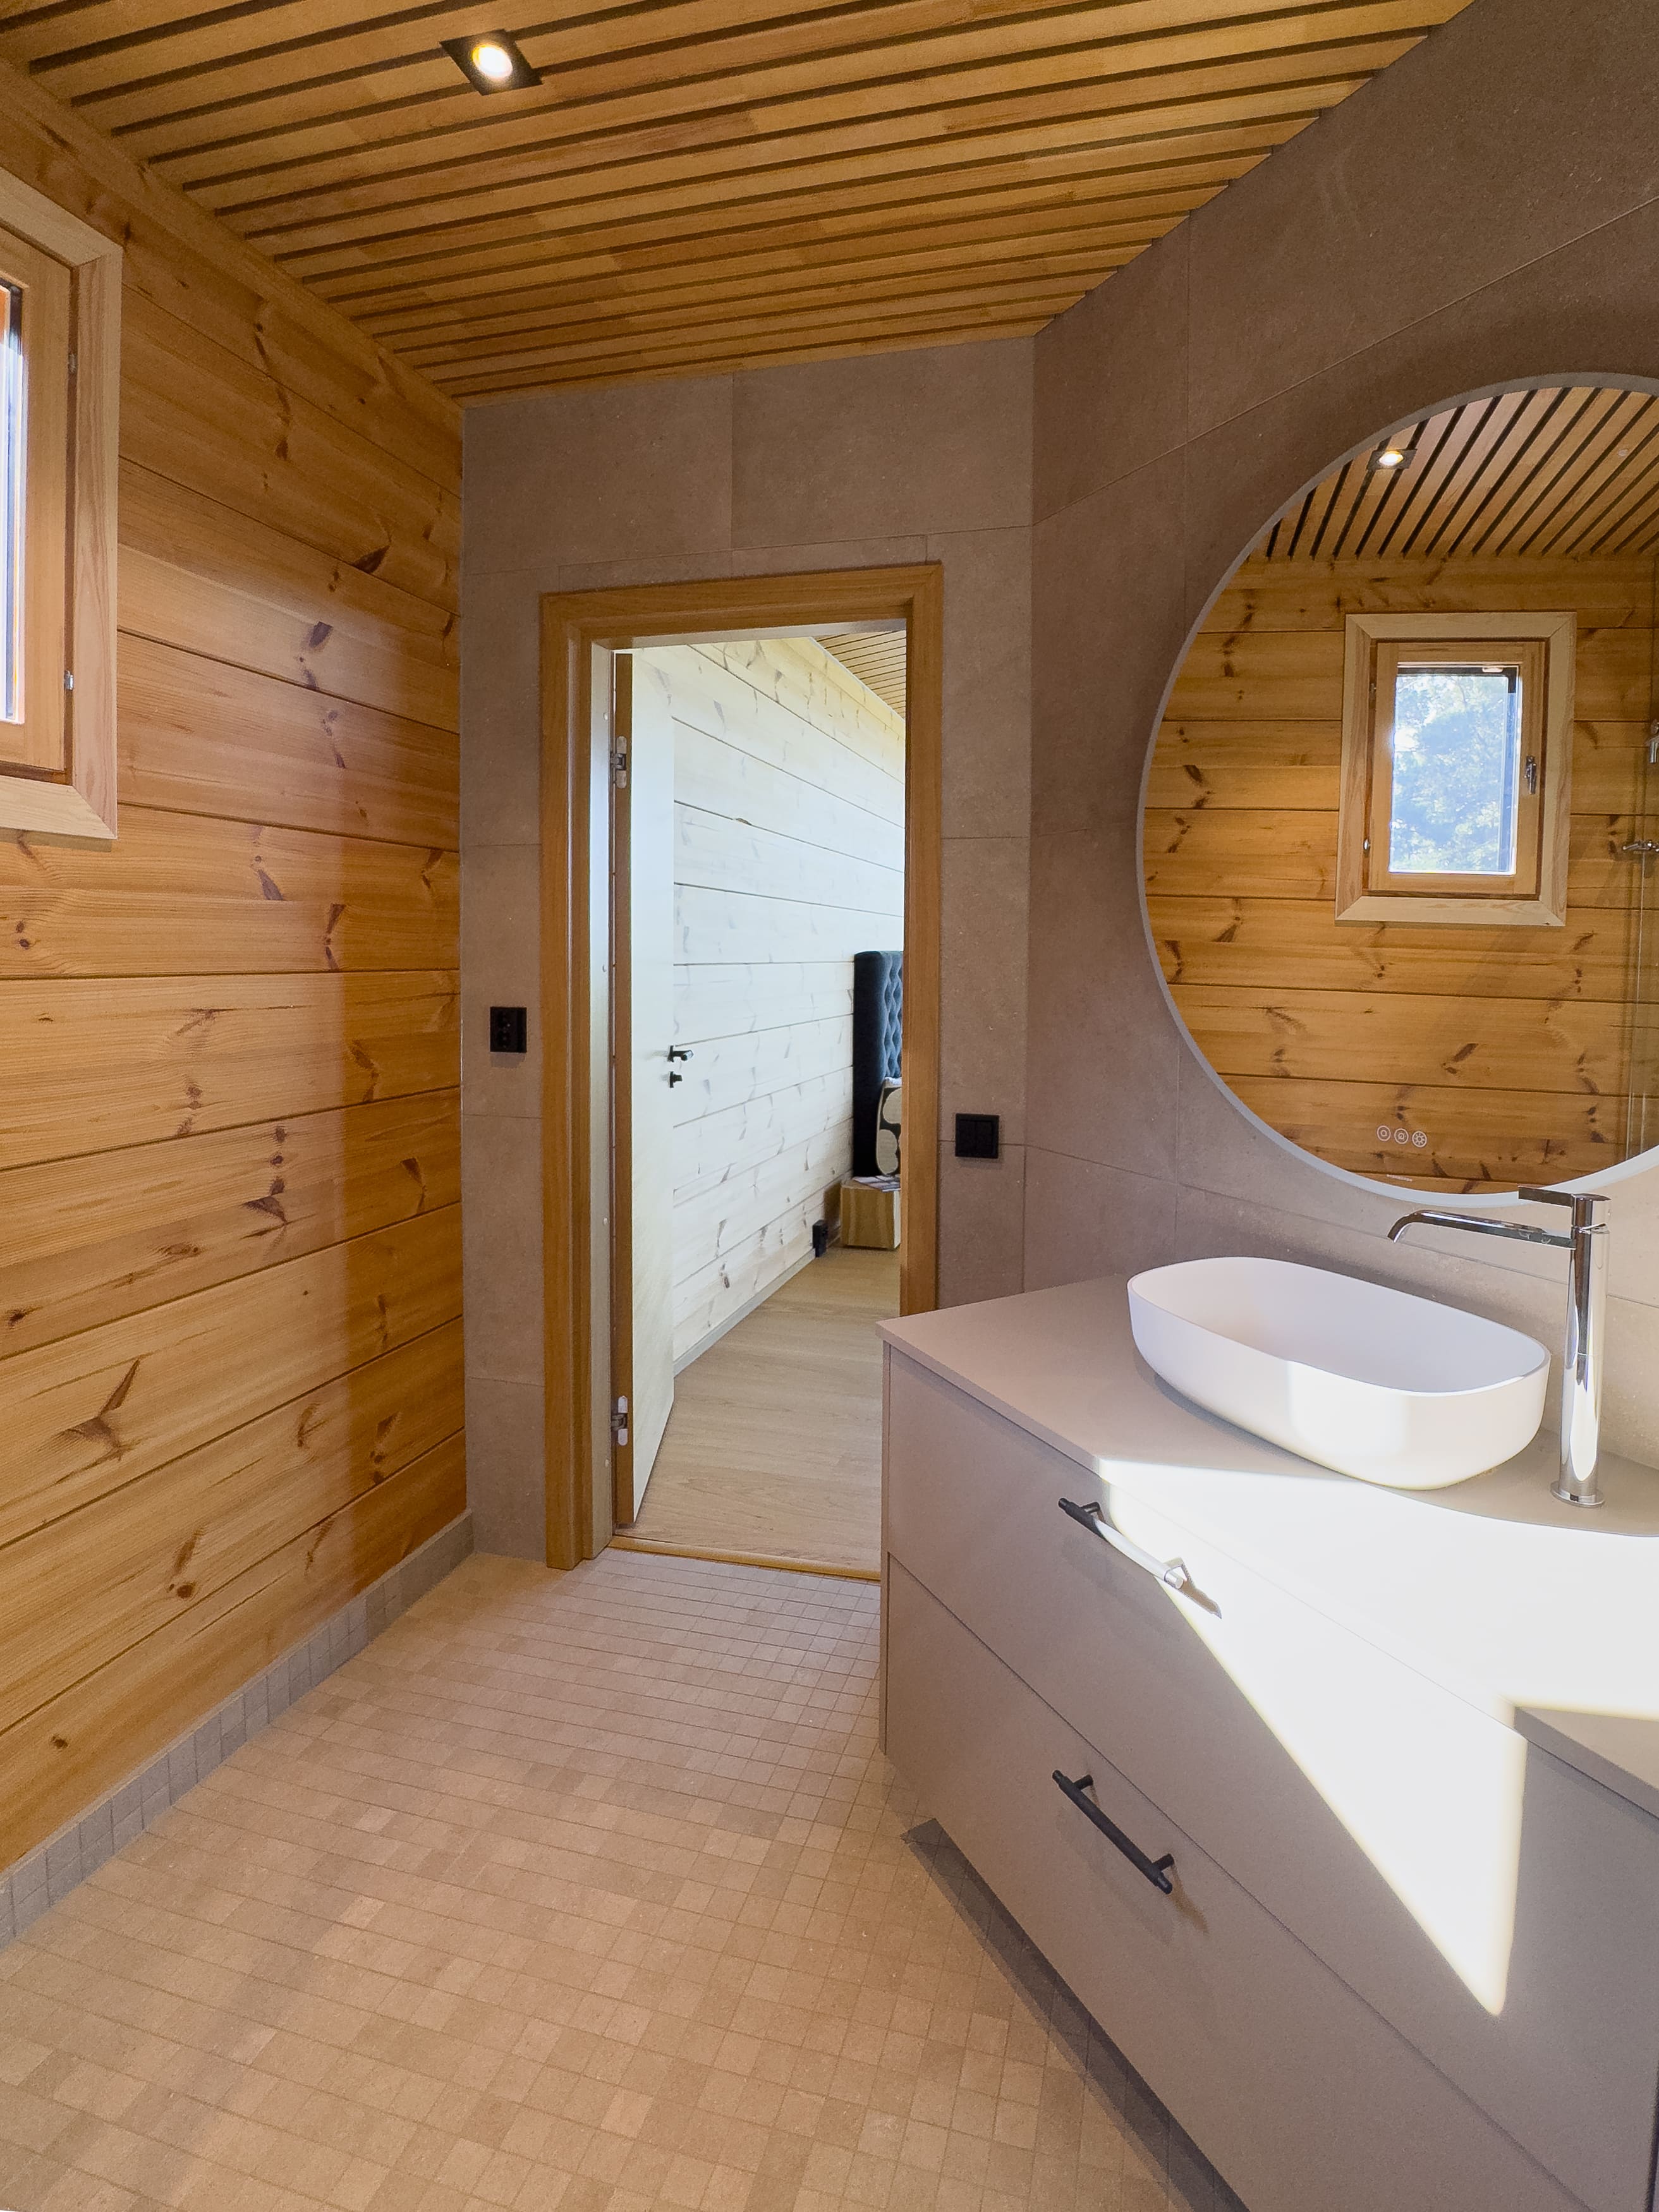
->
441;30;541;90
1371;445;1411;470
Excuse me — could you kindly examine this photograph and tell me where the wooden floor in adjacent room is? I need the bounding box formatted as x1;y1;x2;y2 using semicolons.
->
621;1246;899;1577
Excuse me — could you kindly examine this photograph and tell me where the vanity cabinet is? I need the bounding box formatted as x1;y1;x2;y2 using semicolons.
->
881;1284;1659;2212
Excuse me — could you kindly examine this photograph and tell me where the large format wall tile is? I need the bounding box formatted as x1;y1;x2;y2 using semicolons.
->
465;379;734;576
732;339;1033;547
1034;228;1191;524
1185;0;1659;436
1031;453;1186;837
1026;830;1182;1184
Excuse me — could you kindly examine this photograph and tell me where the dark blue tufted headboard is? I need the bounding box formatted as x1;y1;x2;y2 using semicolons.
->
852;950;903;1177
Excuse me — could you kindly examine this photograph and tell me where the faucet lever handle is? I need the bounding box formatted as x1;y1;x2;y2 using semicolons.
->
1517;1186;1575;1208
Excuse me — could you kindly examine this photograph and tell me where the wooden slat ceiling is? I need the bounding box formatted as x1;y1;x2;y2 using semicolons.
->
0;0;1473;401
822;627;908;715
1260;386;1659;563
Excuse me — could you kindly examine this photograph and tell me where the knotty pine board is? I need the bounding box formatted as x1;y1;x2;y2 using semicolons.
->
0;1433;465;1863
1148;552;1655;1191
0;1093;459;1358
0;1206;461;1550
674;1068;853;1205
119;465;458;732
640;640;904;1367
0;1322;463;1739
0;86;461;1868
673;1119;854;1287
1231;1078;1627;1188
1146;897;1635;1004
119;636;459;849
0;973;458;1169
0;808;457;978
675;962;853;1045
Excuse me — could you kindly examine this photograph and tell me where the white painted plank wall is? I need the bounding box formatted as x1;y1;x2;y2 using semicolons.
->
634;640;904;1364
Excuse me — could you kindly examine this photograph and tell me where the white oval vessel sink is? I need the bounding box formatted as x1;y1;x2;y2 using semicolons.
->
1127;1256;1548;1490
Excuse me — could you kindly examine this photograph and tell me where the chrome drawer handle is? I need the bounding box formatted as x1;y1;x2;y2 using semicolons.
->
1054;1770;1175;1894
1058;1495;1192;1595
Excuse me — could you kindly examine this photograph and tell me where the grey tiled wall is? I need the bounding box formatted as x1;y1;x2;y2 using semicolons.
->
0;1511;474;1945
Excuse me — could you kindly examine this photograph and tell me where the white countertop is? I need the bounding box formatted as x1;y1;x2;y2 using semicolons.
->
881;1276;1659;1821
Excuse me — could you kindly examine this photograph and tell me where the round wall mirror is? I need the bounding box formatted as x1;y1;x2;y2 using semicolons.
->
1143;378;1659;1196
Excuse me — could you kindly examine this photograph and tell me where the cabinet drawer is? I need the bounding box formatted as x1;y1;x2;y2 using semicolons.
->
886;1351;1659;2212
886;1560;1582;2212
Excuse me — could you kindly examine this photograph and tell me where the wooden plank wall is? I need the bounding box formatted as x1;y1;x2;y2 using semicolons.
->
1145;554;1657;1191
0;68;463;1864
636;641;904;1362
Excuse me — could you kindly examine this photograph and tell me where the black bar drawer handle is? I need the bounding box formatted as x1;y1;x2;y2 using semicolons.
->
1058;1495;1193;1595
1054;1770;1176;1894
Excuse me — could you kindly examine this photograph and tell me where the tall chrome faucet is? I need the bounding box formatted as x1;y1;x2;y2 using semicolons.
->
1388;1188;1610;1508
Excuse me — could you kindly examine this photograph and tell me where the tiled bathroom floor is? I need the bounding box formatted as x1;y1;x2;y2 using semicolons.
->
0;1550;1244;2212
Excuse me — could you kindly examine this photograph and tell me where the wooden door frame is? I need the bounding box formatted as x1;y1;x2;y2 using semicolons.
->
539;566;944;1571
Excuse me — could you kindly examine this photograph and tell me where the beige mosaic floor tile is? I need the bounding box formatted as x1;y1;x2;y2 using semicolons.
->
0;1552;1246;2212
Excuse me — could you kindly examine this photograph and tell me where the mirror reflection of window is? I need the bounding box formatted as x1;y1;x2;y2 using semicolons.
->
1389;661;1522;877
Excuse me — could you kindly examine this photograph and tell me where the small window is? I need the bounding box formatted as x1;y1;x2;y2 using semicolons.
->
0;173;121;842
1337;612;1574;925
0;222;71;767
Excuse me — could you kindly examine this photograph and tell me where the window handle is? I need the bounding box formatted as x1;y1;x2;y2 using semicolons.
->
1524;754;1538;794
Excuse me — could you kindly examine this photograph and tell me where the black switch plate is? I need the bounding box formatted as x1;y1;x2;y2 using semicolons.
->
489;1005;528;1054
954;1112;1000;1160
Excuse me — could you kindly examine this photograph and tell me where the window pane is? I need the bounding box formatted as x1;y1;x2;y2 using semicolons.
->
1389;662;1522;876
0;278;20;725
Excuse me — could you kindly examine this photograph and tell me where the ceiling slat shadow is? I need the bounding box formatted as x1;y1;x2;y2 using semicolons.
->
3;0;1476;398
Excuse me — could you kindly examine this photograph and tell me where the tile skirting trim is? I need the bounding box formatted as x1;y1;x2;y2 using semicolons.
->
0;1510;475;1947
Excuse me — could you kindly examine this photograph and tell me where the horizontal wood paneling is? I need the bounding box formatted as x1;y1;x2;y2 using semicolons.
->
1177;985;1626;1093
0;808;457;978
1146;897;1636;1002
1229;1078;1626;1187
0;1093;459;1358
0;1322;463;1737
119;463;458;731
0;974;458;1170
0;1207;461;1550
0;1433;465;1863
0;3;1466;392
644;641;905;1364
1148;552;1654;1189
121;291;460;605
120;636;459;849
0;75;461;1865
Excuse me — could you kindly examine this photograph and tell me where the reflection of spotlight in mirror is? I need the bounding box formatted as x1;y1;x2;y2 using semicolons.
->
1143;377;1659;1200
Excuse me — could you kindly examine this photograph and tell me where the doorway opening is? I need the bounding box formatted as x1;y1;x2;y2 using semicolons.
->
539;569;942;1574
611;634;906;1577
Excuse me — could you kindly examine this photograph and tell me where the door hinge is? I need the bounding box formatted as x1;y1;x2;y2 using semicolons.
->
611;741;629;788
611;1396;629;1447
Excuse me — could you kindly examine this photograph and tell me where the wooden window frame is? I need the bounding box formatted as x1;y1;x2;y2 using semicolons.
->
539;567;942;1572
0;169;120;844
1337;611;1575;927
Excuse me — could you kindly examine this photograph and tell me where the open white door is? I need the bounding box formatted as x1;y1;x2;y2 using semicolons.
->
612;652;678;1521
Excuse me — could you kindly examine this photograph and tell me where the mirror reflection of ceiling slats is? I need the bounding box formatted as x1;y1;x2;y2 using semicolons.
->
0;1;1474;399
1261;386;1659;564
